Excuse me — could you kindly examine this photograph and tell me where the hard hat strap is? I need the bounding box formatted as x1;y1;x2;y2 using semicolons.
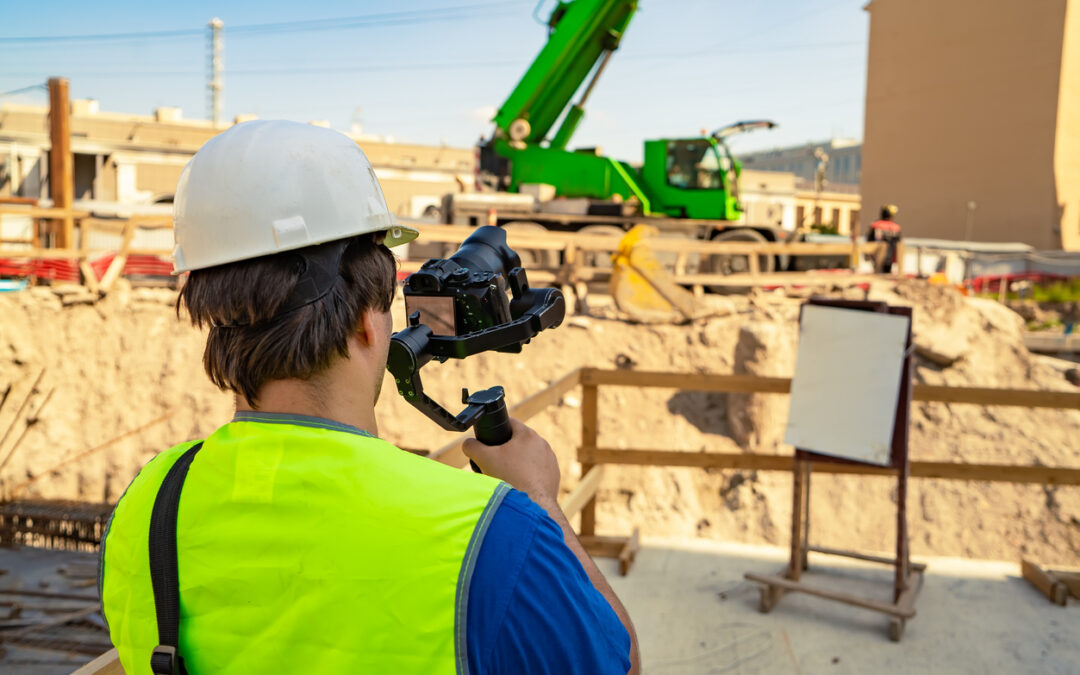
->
214;239;348;328
277;239;349;317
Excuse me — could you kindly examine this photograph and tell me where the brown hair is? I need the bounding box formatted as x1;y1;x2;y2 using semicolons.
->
177;234;396;407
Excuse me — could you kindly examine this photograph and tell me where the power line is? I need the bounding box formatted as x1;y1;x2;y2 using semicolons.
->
0;37;864;80
0;83;46;98
0;59;522;79
0;1;525;44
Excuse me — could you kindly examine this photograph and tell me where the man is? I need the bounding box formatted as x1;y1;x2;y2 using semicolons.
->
867;203;902;274
99;120;639;674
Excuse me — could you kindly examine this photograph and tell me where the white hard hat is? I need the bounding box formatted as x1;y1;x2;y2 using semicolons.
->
172;119;418;273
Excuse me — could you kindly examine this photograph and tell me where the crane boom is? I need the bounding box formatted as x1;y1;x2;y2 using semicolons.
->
492;0;637;147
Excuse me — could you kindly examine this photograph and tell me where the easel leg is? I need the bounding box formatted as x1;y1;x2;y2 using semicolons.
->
895;467;909;603
788;459;809;581
801;463;811;571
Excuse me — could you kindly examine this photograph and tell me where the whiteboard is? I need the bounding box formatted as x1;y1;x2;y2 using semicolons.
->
783;305;910;466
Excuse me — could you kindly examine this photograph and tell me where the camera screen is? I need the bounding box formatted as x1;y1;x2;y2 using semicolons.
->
404;295;457;337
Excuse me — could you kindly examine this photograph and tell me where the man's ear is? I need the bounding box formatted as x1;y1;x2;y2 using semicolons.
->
354;307;379;347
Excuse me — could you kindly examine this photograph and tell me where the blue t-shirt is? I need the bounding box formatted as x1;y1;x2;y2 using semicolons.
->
466;489;631;674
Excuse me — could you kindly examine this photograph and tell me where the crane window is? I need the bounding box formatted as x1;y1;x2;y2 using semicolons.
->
666;140;726;190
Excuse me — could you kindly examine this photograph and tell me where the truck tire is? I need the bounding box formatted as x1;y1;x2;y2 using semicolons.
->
578;225;626;269
703;228;775;292
706;228;775;273
501;221;559;269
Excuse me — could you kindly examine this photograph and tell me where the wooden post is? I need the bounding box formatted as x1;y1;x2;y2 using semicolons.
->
48;77;74;250
850;221;861;270
579;380;599;536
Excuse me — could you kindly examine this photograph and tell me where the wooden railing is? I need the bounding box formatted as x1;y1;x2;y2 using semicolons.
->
0;210;892;292
428;366;1080;572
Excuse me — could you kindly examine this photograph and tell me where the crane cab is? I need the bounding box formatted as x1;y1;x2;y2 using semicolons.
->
639;137;743;221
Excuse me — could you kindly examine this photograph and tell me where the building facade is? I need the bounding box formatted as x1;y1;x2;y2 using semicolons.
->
861;0;1080;251
738;139;863;187
0;102;473;219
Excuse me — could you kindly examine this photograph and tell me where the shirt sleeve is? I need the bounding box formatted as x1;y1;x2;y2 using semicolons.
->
466;489;631;675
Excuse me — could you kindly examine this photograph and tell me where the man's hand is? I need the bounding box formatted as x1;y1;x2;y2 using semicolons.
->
462;418;560;503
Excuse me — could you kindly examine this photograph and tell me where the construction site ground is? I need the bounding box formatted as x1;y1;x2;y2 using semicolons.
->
605;538;1080;674
1;540;1077;674
0;276;1076;670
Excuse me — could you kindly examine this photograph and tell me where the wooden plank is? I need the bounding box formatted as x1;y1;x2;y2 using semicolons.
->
560;465;605;519
78;259;100;294
577;369;1080;410
71;649;124;675
577;447;1080;485
744;572;916;619
579;368;792;393
913;384;1080;409
809;545;928;572
580;534;631;558
1052;571;1080;599
0;247;85;260
618;527;640;576
412;222;884;257
99;221;136;293
429;368;581;466
673;272;880;288
579;382;599;536
0;207;90;220
1021;559;1068;606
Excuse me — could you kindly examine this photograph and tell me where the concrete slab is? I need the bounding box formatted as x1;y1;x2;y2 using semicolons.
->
601;538;1079;674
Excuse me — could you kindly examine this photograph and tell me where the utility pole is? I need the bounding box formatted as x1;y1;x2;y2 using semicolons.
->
208;18;224;127
47;77;73;249
965;200;977;242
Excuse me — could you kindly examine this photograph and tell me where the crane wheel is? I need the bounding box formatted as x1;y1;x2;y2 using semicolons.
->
703;228;775;293
501;221;558;269
577;225;626;269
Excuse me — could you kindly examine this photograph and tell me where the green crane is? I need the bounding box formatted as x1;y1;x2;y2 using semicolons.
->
478;0;775;222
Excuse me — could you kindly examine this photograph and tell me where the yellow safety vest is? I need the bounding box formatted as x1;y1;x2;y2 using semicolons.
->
100;413;507;674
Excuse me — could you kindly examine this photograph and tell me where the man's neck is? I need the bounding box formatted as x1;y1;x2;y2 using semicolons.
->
235;376;379;437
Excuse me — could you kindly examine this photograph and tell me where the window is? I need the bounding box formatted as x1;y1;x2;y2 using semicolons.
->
666;140;725;190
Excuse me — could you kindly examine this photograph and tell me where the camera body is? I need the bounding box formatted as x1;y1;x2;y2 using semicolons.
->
388;226;565;449
404;259;512;336
403;226;534;353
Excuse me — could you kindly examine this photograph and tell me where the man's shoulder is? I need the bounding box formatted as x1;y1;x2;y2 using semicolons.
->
468;490;632;674
112;440;203;514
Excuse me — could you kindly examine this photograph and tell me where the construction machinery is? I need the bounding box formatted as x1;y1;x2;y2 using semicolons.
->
440;0;842;276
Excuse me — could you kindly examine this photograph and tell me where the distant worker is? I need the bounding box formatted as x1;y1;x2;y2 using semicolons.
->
98;121;639;674
868;203;902;274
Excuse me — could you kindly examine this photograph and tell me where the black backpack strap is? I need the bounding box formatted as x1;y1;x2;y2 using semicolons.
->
148;441;204;675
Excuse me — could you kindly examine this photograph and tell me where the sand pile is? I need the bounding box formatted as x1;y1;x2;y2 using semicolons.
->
0;279;1075;564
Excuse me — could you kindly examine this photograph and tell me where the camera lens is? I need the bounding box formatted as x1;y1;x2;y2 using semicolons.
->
448;227;521;280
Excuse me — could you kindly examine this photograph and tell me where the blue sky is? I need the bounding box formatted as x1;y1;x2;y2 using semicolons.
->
1;0;869;161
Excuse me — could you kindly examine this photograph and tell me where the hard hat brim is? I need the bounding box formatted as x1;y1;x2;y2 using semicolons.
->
172;221;420;274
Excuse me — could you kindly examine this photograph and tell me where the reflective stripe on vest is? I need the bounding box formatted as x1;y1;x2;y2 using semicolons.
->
101;417;507;674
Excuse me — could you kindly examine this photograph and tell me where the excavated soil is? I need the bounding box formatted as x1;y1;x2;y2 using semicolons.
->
0;279;1076;565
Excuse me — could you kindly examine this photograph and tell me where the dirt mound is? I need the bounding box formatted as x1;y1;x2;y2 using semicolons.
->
0;280;1075;564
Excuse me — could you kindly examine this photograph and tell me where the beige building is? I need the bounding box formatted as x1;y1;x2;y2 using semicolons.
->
861;0;1080;251
0;102;473;219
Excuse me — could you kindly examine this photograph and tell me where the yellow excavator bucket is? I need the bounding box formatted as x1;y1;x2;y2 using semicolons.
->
609;225;706;323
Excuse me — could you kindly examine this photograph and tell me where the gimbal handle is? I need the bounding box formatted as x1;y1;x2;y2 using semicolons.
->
464;387;512;473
